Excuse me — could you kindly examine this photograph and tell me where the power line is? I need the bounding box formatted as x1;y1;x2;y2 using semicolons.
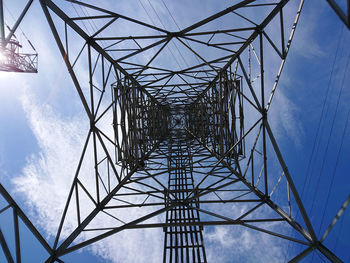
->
309;53;350;216
318;56;350;236
160;0;209;80
71;3;90;35
3;2;36;53
146;0;190;69
300;25;344;203
161;0;180;30
138;0;183;70
285;24;344;263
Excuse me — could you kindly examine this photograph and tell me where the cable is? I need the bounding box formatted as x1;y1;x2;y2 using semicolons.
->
284;24;344;263
309;53;350;216
146;0;190;69
317;59;350;236
3;3;36;53
160;0;209;80
80;5;110;52
79;4;95;31
79;5;100;38
71;3;90;35
138;0;183;70
300;25;343;202
161;0;181;30
160;0;195;65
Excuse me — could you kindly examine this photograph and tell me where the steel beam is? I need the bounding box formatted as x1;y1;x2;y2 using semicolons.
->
327;0;350;29
0;184;52;255
0;228;14;263
34;1;343;262
5;0;34;45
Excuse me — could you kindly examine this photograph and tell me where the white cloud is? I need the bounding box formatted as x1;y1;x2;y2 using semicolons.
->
12;90;163;262
13;90;88;235
289;4;326;59
269;90;305;147
204;205;288;263
264;1;327;147
7;2;326;262
206;225;285;263
12;88;292;263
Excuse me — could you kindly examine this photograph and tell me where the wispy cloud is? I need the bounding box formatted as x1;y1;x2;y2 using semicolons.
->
13;90;88;235
13;90;163;262
269;91;305;147
12;89;292;263
266;1;327;147
8;2;328;262
204;205;288;263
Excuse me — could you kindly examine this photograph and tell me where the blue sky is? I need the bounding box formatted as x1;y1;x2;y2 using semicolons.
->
0;0;349;262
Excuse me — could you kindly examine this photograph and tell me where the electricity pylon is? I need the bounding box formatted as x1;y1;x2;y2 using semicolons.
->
0;0;345;262
38;0;344;262
0;184;53;262
0;0;37;73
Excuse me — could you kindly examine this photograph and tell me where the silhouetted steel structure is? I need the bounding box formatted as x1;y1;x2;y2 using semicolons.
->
0;0;37;73
0;184;53;263
327;0;350;29
0;0;348;262
164;140;207;262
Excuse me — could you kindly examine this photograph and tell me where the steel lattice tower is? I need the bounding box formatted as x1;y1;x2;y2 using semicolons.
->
38;0;343;262
0;0;38;72
0;0;347;262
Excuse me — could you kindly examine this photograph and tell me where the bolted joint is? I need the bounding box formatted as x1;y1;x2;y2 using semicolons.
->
168;31;181;38
261;108;268;121
90;121;97;131
256;25;264;34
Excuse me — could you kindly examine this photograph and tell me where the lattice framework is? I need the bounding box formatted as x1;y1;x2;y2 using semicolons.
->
0;1;346;262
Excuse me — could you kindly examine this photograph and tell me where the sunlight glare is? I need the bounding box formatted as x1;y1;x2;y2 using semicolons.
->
0;49;6;64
